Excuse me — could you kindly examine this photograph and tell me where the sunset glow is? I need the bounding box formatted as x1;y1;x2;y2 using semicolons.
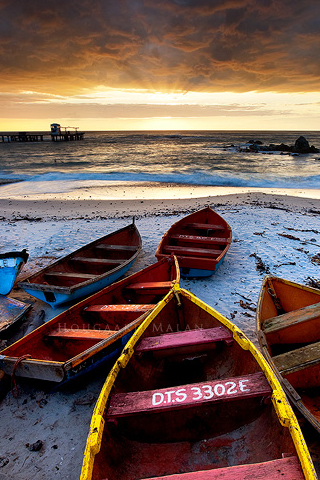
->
0;0;319;132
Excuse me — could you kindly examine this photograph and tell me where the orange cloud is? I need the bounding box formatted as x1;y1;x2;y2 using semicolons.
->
0;0;319;95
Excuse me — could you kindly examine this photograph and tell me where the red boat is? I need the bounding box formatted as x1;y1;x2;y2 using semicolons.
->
0;257;180;385
155;206;232;277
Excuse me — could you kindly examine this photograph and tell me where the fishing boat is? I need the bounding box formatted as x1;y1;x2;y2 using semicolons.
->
0;257;180;384
0;249;29;295
257;275;320;434
155;206;232;277
81;285;316;480
18;220;142;308
0;296;31;335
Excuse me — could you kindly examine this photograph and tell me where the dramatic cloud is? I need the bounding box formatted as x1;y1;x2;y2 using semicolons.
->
0;0;319;95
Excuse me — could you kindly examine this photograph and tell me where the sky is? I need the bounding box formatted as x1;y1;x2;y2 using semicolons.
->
0;0;319;131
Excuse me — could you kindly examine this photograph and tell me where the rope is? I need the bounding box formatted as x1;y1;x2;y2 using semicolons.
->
266;278;283;313
11;354;32;397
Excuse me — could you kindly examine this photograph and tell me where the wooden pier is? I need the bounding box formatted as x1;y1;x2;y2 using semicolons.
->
50;123;85;142
51;131;85;142
0;132;44;143
0;130;85;143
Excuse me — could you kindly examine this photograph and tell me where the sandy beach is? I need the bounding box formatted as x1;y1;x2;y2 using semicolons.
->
0;187;320;479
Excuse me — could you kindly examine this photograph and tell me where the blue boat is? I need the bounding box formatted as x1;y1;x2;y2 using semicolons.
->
0;249;29;295
18;221;142;308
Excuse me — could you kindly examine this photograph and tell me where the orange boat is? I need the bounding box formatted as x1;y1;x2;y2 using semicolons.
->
155;206;232;278
0;257;179;385
256;275;320;434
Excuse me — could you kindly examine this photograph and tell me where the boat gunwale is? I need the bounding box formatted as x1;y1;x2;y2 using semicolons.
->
18;222;142;295
0;257;180;382
256;274;320;436
155;206;232;268
80;285;316;480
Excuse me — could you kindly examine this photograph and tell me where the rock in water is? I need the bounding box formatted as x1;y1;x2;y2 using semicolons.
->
294;136;310;153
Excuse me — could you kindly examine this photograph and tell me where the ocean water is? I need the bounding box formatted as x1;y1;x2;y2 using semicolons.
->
0;130;319;196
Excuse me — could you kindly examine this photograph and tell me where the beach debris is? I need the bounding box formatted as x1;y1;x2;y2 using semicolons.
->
0;457;9;468
274;261;296;268
311;253;320;265
278;232;301;241
239;300;256;312
37;398;48;408
286;227;320;234
242;311;254;317
27;440;43;452
73;394;96;407
249;253;270;273
234;292;252;302
278;232;320;247
306;277;320;289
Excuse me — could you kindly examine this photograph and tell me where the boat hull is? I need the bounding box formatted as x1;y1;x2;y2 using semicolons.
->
18;222;142;308
21;256;137;308
0;296;31;334
257;275;320;434
0;249;29;295
81;286;316;480
0;257;180;384
155;206;232;278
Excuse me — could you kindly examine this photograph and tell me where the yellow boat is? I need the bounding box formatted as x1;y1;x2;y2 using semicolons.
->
81;285;317;480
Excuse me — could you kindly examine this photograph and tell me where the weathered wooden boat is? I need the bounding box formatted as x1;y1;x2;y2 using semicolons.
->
0;296;31;335
18;221;142;308
81;285;316;480
0;249;29;295
155;206;232;277
257;275;320;434
0;257;179;384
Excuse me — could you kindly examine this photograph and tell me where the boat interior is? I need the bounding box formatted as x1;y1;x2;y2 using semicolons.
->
22;226;141;289
1;259;178;364
259;277;320;429
91;291;303;480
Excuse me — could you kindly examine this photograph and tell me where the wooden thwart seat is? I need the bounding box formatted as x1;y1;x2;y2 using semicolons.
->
141;456;303;480
95;244;138;252
48;328;117;341
126;281;173;294
84;304;155;314
186;223;225;231
107;371;271;418
170;234;228;245
163;245;222;257
262;302;320;335
44;271;97;279
135;326;233;354
70;257;121;265
273;340;320;375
